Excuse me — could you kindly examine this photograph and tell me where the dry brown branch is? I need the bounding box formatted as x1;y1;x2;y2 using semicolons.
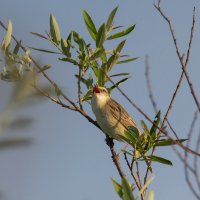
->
124;153;142;191
154;4;200;111
77;66;83;110
145;56;158;114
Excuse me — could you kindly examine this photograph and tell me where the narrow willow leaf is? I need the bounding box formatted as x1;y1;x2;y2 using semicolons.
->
121;149;134;156
117;134;133;145
106;7;118;31
96;23;106;48
97;65;106;86
50;14;61;44
107;24;136;40
109;77;129;92
111;178;123;198
3;20;12;49
13;40;21;55
150;111;161;139
107;53;120;72
147;155;173;166
59;57;79;65
110;73;129;77
30;32;49;40
82;89;92;102
88;48;104;61
61;38;71;57
121;178;136;200
0;138;32;149
117;57;138;64
82;10;97;41
116;40;126;53
29;47;60;54
155;139;188;147
140;120;150;136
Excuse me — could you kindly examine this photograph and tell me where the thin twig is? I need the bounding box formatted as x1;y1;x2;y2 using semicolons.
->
106;137;125;179
145;55;158;114
154;4;200;111
194;129;200;189
124;153;144;200
143;1;199;184
78;66;83;110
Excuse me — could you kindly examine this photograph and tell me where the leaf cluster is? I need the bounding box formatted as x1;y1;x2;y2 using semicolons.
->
28;7;137;103
119;111;187;166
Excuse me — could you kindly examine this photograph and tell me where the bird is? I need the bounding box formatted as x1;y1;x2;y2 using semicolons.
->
91;84;141;141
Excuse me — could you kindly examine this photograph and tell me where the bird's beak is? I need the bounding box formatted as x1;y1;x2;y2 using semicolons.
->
93;85;100;94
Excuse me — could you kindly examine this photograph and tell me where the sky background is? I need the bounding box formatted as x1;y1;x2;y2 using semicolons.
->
0;0;200;200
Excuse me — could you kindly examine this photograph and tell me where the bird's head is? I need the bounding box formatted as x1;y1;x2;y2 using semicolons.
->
92;85;110;101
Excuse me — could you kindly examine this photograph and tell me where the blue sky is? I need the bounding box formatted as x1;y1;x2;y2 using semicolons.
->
0;0;200;200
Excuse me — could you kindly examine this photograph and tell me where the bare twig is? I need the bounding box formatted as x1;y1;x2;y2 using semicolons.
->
145;56;158;114
77;66;83;110
154;4;200;111
124;153;144;200
106;137;125;178
194;130;200;189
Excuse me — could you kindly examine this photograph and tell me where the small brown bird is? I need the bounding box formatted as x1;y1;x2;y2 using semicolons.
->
91;85;141;141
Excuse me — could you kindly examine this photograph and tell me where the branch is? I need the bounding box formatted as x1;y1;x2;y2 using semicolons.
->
0;20;127;180
154;4;200;111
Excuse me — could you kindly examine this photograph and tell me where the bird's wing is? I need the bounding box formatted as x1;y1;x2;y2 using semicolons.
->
107;98;140;133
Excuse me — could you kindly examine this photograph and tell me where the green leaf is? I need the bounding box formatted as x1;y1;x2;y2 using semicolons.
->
107;24;136;40
117;57;138;64
29;47;60;54
88;48;104;61
121;178;136;200
108;78;129;92
150;111;161;140
140;120;150;136
155;139;188;146
72;31;85;52
61;38;71;57
97;65;107;86
110;73;130;78
13;40;21;55
107;53;120;72
117;134;133;145
58;57;79;65
96;23;106;48
50;14;61;44
116;40;126;53
82;89;93;102
3;20;12;50
147;155;173;166
111;178;123;198
82;10;97;41
30;32;49;40
106;7;118;31
0;138;32;149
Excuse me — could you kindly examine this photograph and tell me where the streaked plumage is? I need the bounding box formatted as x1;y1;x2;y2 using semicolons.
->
91;85;141;141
